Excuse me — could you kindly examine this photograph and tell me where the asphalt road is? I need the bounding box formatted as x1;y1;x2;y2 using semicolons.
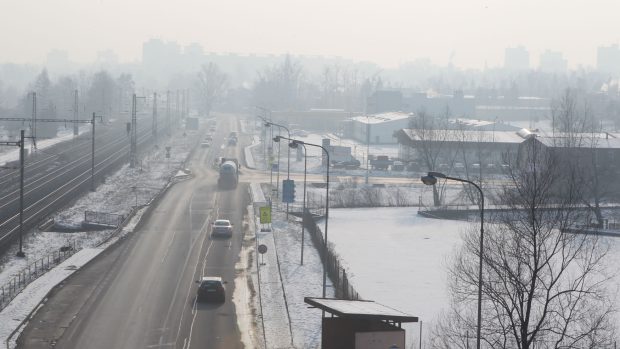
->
18;115;247;349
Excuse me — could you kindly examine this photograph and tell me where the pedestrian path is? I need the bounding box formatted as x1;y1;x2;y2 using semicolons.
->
255;220;295;348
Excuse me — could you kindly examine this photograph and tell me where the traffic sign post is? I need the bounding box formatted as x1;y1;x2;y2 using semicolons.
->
258;244;268;265
259;206;271;224
282;179;295;203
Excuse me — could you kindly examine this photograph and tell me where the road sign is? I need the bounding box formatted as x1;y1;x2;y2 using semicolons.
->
259;206;271;224
282;179;295;203
258;244;268;254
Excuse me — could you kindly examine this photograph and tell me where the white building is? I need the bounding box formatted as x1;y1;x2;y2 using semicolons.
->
345;112;413;144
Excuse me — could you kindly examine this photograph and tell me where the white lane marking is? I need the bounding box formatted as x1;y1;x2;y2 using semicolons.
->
159;198;216;347
175;204;219;347
184;240;214;349
160;229;179;264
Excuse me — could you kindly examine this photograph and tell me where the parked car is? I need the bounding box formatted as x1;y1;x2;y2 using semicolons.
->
211;219;233;238
391;161;405;171
196;276;226;302
331;159;361;169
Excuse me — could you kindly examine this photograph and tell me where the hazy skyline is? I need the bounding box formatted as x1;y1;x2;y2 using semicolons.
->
2;0;620;69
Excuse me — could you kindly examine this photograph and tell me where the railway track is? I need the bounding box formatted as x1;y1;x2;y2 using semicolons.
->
0;118;164;248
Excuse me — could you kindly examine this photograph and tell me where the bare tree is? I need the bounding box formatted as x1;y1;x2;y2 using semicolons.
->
87;70;116;116
253;54;303;110
550;88;613;227
432;140;617;348
410;109;459;206
196;62;228;116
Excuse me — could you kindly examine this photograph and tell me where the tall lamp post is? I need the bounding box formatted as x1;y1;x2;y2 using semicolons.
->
277;135;308;265
421;171;484;349
289;138;329;299
267;121;292;216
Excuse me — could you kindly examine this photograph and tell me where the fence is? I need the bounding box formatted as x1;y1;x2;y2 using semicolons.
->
303;208;360;300
84;210;124;228
0;241;78;311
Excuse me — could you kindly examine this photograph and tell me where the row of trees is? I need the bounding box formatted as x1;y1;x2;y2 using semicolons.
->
1;69;136;126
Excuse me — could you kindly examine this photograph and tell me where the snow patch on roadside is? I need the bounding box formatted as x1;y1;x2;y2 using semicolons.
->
0;248;104;349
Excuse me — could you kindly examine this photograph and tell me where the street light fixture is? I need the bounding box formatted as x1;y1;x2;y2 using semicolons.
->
421;171;484;349
268;122;292;217
277;136;308;265
288;138;330;300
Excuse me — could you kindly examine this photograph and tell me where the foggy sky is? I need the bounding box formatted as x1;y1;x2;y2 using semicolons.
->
1;0;620;69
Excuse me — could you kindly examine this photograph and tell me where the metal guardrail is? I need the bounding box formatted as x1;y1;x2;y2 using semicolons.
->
0;240;78;312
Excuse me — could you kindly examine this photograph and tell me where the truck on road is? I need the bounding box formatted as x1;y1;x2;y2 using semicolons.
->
218;158;239;189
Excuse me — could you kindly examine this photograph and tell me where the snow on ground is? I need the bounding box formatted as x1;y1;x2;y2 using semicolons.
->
248;180;334;348
0;248;104;348
270;214;331;348
327;207;468;347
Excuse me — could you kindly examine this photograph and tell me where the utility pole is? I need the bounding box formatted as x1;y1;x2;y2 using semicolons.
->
17;130;25;257
31;92;37;141
166;90;171;137
91;112;96;191
74;90;79;136
366;117;370;184
180;90;185;120
130;94;137;168
185;89;190;117
176;90;180;126
152;92;158;144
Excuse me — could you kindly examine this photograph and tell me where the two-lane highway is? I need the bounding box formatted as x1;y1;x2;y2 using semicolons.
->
18;115;249;349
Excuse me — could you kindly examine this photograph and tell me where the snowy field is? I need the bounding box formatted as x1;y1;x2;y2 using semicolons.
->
328;207;469;346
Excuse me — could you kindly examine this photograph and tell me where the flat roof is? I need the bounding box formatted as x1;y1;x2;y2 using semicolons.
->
304;297;418;323
399;128;528;144
350;112;412;124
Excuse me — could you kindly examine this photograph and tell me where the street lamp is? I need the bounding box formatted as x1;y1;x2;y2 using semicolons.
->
268;121;292;217
290;138;330;300
277;135;308;265
421;171;484;349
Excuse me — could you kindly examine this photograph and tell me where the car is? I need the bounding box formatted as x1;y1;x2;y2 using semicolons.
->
204;135;213;141
201;141;211;148
227;137;237;146
196;276;226;302
211;219;233;238
391;161;405;171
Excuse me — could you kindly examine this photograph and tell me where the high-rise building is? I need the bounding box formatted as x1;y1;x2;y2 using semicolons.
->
504;46;530;71
597;44;620;75
142;39;181;75
539;50;567;73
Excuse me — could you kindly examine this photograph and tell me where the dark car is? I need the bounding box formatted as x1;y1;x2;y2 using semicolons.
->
196;276;226;302
211;219;233;238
